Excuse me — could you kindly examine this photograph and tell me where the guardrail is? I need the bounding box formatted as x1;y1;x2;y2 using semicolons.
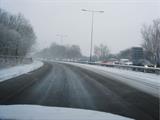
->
75;61;160;75
0;55;33;67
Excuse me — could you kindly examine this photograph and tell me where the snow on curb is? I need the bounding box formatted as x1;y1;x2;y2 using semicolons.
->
0;61;43;82
0;105;134;120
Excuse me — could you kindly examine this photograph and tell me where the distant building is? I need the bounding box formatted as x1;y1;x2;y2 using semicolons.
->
131;47;144;65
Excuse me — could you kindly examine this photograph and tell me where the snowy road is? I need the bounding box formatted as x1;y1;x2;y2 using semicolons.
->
66;62;160;98
0;62;159;120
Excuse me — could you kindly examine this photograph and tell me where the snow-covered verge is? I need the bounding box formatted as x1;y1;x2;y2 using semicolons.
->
0;61;43;82
65;62;160;98
0;105;133;120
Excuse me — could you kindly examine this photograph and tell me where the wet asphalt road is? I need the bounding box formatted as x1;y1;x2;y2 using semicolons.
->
0;62;159;120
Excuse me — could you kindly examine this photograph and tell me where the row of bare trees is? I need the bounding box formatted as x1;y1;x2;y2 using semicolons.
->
36;43;82;59
0;8;36;57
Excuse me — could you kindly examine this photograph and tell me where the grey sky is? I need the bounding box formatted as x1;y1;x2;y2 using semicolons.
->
0;0;160;56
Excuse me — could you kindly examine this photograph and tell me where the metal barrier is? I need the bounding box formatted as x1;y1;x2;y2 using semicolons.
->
76;61;160;75
0;55;33;67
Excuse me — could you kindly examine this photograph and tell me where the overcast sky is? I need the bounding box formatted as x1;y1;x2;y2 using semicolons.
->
0;0;160;56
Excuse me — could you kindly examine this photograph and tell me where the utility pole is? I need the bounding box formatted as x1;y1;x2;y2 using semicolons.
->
56;34;67;45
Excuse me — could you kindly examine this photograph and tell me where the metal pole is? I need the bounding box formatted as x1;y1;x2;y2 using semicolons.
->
90;11;94;62
60;36;63;45
81;9;104;62
56;34;67;45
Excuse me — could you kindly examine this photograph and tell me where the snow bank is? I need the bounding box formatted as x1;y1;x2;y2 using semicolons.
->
0;105;133;120
66;62;160;97
0;61;43;82
69;63;160;84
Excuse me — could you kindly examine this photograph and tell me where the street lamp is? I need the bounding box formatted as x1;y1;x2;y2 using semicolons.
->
56;34;67;45
81;9;104;62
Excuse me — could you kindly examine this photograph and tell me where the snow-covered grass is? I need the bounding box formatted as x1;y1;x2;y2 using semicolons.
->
0;105;133;120
0;61;43;82
66;62;160;97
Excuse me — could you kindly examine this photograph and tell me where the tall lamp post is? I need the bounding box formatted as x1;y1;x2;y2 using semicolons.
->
56;34;67;45
81;9;104;62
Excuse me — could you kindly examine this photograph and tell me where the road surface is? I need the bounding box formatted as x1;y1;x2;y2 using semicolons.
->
0;62;159;120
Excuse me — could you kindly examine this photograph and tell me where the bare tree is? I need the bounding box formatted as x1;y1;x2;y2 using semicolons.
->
94;44;110;61
117;48;131;60
141;18;160;66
